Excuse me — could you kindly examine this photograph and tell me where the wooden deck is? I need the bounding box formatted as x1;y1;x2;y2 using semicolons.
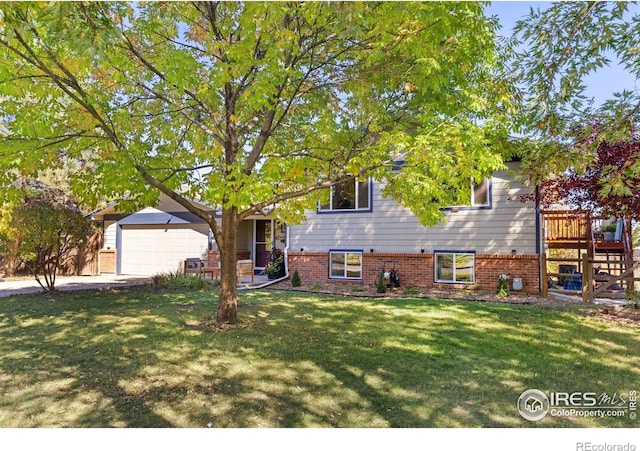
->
540;211;636;301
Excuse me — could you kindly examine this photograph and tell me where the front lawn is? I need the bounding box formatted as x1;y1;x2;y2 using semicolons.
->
0;288;638;427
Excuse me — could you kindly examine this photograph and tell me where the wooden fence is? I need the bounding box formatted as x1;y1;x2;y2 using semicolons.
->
542;253;640;303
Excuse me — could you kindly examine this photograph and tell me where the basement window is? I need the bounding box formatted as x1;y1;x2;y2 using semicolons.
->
435;251;475;284
329;250;363;279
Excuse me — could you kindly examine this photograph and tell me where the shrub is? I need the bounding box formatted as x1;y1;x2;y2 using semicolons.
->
376;273;387;293
264;248;285;278
291;269;302;287
153;271;210;291
152;273;169;291
496;274;509;297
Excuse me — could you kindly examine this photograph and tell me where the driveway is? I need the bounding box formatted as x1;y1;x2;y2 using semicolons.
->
0;275;151;298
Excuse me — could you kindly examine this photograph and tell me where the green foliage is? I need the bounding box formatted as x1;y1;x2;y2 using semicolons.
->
376;274;387;294
496;275;510;298
513;2;640;185
151;274;169;291
599;224;618;233
0;189;91;291
0;2;516;319
403;287;422;296
0;2;514;222
151;271;211;291
291;269;301;287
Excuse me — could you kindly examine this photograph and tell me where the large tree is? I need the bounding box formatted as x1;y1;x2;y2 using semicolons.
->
0;2;515;322
512;2;640;185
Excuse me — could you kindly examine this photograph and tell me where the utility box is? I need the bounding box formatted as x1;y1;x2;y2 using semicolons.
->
512;277;523;291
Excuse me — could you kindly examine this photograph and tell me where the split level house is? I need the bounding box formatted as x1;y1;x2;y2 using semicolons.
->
90;161;549;294
288;161;543;293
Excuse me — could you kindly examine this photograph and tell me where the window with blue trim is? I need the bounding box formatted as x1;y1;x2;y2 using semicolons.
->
329;250;363;279
320;179;370;212
435;252;475;284
443;178;491;210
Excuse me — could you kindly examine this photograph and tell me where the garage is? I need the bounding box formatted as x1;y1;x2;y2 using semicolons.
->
119;224;210;275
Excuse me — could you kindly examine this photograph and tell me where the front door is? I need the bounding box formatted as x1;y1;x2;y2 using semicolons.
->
255;220;272;269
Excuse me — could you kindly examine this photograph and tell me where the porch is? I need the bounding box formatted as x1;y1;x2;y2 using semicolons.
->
184;251;284;289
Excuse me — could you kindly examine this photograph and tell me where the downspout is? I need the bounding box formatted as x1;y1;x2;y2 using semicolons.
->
535;186;543;294
237;224;290;290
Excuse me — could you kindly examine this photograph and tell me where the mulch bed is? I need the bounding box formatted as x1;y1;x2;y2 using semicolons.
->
600;305;640;319
267;281;640;325
266;280;578;306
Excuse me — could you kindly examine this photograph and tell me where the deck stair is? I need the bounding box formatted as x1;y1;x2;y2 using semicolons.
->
541;211;635;299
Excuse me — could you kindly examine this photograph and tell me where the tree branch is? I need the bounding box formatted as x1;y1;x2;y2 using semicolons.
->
134;163;222;239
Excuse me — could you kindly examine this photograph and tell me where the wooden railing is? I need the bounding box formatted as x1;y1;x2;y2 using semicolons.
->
541;210;590;242
582;257;640;302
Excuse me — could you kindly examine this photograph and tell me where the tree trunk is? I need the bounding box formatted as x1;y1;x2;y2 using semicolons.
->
216;208;239;323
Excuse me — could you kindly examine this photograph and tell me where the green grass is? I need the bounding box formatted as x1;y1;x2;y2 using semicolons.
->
0;288;638;427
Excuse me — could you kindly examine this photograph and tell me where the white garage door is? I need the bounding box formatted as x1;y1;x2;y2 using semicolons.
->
120;224;210;275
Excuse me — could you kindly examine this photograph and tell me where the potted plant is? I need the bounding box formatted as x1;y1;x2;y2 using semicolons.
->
599;224;617;241
264;248;285;279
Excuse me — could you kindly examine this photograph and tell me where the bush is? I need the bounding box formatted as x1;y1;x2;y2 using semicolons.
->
291;269;302;287
376;273;387;293
152;271;210;291
152;274;169;291
496;274;509;297
265;248;285;278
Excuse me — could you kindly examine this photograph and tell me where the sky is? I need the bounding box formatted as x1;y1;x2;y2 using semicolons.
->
487;1;639;108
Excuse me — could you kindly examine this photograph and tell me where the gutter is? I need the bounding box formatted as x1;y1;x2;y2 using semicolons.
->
237;224;290;290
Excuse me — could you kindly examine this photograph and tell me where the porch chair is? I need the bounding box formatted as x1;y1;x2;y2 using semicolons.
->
237;259;254;284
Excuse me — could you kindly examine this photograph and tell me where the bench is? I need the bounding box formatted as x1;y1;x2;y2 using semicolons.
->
185;258;253;283
184;258;220;279
237;259;254;284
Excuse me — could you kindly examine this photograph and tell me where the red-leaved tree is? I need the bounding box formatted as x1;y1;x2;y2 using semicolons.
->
538;140;640;221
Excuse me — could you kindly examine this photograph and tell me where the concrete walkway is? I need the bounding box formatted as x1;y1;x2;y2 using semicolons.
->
0;273;279;297
0;275;151;298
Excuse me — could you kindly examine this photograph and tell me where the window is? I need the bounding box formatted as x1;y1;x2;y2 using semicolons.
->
329;250;363;279
442;178;491;210
435;252;475;284
320;179;370;212
471;179;490;207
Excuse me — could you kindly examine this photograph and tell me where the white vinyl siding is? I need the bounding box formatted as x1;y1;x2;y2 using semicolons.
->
289;163;537;255
103;220;117;250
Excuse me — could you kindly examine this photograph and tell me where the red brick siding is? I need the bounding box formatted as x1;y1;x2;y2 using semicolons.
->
475;254;540;293
287;251;540;294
